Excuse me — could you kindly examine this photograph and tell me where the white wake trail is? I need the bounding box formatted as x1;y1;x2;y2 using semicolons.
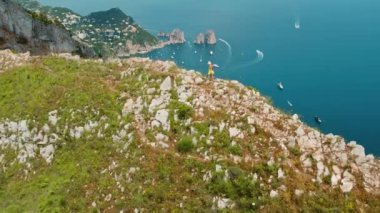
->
218;38;232;64
218;38;232;57
232;49;264;70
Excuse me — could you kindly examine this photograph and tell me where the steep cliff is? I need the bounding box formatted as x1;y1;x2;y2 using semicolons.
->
0;50;379;211
13;0;160;57
0;0;95;57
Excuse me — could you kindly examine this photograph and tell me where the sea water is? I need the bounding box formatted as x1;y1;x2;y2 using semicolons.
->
40;0;380;155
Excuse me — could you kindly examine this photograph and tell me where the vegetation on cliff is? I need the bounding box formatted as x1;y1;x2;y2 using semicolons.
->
0;52;379;212
13;0;159;57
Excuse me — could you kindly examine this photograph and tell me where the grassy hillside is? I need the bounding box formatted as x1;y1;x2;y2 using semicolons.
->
0;57;379;212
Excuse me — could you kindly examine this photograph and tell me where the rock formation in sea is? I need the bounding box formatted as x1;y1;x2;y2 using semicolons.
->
206;30;217;45
194;30;217;45
0;0;95;57
169;28;186;44
194;33;206;44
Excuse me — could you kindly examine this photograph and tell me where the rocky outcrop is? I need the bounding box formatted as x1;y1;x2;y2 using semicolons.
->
194;30;217;45
194;33;205;44
121;57;380;195
0;0;95;57
206;30;217;45
169;28;186;44
0;49;30;71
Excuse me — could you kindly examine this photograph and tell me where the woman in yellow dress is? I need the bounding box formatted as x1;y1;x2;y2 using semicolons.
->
208;61;215;80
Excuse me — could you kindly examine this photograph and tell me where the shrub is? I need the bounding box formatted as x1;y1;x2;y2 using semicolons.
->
27;10;64;28
193;122;209;136
289;147;301;157
214;131;230;148
177;103;194;120
229;145;242;156
176;136;193;153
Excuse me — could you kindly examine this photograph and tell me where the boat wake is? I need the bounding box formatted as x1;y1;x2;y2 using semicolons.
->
232;49;264;70
294;15;301;30
218;38;232;64
255;50;264;63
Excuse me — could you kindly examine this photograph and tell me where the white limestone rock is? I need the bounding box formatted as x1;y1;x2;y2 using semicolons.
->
216;164;222;172
194;77;204;84
155;133;168;142
270;190;279;198
213;197;233;209
40;144;55;163
149;96;165;112
160;76;172;92
229;127;241;138
340;170;355;193
351;144;366;164
278;168;285;179
155;109;170;131
48;110;58;126
147;88;156;95
122;99;134;116
247;116;255;125
295;126;305;136
295;189;304;197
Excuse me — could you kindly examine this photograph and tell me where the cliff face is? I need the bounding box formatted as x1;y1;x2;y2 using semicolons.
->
0;50;379;211
0;0;95;57
14;0;159;57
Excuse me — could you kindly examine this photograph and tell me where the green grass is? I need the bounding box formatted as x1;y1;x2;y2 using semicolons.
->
176;136;193;153
0;57;121;122
0;57;379;212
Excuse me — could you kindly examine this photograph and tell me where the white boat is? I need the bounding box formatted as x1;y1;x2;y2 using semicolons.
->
287;100;293;107
314;116;322;124
210;50;214;55
277;82;284;90
213;64;220;68
294;22;300;29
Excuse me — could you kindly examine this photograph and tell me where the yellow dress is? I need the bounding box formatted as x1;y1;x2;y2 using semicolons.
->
208;64;214;75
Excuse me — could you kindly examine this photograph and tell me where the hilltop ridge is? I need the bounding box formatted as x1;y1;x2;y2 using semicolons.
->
12;0;160;57
0;49;379;211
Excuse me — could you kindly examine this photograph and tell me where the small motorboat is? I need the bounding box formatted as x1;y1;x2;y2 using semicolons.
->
294;22;300;30
277;82;284;90
287;100;293;107
314;116;322;124
210;50;214;55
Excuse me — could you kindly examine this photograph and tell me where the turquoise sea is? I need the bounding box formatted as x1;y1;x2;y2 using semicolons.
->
40;0;380;155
